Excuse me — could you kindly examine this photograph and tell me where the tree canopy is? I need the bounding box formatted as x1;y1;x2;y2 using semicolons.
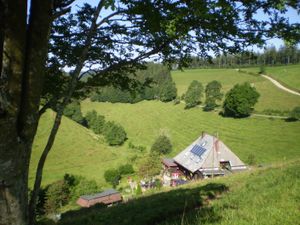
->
151;135;172;155
204;80;223;111
184;80;204;109
223;83;260;118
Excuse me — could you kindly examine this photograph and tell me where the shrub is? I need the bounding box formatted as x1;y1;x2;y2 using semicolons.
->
204;80;223;111
103;122;127;145
69;176;99;201
223;82;260;118
138;152;161;178
151;135;172;155
44;180;70;215
63;100;85;125
289;106;300;121
184;80;203;109
86;110;106;134
85;110;97;127
104;169;121;187
128;141;146;152
118;164;135;175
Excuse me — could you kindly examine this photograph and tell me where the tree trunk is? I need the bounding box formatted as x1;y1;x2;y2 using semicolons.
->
0;0;53;224
0;123;29;225
28;2;103;223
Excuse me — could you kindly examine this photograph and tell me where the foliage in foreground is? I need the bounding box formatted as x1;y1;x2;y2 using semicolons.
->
223;82;260;118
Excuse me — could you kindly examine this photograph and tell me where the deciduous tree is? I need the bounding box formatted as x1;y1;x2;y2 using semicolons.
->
223;83;260;117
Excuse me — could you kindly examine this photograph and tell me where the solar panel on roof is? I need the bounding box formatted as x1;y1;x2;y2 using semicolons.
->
190;144;206;157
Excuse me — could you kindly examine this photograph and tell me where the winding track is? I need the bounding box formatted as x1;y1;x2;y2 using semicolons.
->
261;74;300;96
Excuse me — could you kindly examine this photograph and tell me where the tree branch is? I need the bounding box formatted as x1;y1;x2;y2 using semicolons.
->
29;1;104;223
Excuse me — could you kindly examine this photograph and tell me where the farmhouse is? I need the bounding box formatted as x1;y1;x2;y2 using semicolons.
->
77;189;122;208
173;133;247;179
162;133;247;185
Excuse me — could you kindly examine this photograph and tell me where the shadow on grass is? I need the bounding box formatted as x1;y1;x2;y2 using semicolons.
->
58;183;228;225
284;117;298;122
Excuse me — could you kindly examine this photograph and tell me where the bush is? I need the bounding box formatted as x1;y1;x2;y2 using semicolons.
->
118;164;135;175
184;80;203;109
103;122;127;145
104;169;121;188
70;177;99;201
44;180;70;215
223;82;260;118
151;135;172;155
128;141;146;152
86;110;106;134
138;152;161;178
85;110;97;126
204;80;223;111
63;100;85;125
289;106;300;121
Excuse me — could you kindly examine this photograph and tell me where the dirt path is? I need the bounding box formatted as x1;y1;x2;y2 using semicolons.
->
251;113;288;119
261;74;300;96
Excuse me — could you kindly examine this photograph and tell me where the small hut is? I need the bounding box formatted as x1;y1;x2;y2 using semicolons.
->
173;133;247;179
77;189;122;208
162;158;185;186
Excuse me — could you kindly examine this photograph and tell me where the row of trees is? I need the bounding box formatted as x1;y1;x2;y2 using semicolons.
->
85;110;127;146
182;80;260;118
183;80;223;111
63;103;127;146
90;63;177;104
187;45;300;68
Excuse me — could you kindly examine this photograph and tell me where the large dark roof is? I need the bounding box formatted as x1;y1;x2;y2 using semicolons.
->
80;189;119;201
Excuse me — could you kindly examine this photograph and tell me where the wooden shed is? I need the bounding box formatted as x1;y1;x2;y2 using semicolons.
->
77;189;122;208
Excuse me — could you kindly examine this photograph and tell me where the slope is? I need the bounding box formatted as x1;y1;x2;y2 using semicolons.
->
58;161;300;225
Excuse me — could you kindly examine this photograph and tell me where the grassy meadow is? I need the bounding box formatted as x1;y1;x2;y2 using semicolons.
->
58;161;300;225
31;66;300;188
32;66;300;224
172;67;300;111
243;64;300;91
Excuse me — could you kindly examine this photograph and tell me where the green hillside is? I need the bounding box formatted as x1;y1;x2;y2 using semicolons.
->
243;64;300;91
172;68;300;111
32;101;300;187
31;67;300;188
30;110;137;187
58;161;300;225
32;67;300;225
